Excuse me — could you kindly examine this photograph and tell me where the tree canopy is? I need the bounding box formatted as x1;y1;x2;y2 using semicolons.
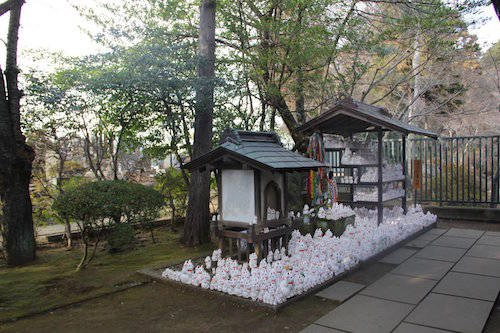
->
16;0;499;248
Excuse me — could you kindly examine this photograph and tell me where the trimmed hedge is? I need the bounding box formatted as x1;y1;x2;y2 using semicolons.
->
53;180;164;269
53;180;164;225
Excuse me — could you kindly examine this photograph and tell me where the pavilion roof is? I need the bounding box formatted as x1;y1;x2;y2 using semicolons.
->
296;98;438;138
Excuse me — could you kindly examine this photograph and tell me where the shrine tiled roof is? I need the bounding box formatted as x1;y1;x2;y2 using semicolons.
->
183;129;324;171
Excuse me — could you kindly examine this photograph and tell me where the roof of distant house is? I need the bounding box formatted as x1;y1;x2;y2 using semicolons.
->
183;129;324;172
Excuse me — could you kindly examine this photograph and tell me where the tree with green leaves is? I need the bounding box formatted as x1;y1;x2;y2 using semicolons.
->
215;0;488;148
155;168;189;226
55;55;153;181
23;70;83;248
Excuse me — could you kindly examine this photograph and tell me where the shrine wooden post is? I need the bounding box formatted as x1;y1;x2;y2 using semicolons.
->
377;128;383;225
402;134;407;213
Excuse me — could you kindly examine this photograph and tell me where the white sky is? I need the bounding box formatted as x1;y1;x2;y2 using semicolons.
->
0;0;498;68
0;0;104;68
467;4;500;50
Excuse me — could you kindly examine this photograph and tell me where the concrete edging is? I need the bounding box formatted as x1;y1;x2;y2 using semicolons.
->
423;205;500;223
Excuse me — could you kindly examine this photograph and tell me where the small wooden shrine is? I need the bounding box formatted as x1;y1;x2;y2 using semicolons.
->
183;129;324;259
297;97;438;224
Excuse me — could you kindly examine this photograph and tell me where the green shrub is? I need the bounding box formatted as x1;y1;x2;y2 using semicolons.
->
106;223;135;253
122;181;165;243
155;168;188;225
53;180;163;225
62;176;90;192
53;180;164;270
30;178;57;227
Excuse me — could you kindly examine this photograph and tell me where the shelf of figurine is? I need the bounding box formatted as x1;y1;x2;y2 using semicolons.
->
336;139;403;172
324;135;376;150
359;164;404;183
339;137;380;167
353;185;405;203
333;163;405;186
333;178;405;186
340;147;377;166
294;203;355;237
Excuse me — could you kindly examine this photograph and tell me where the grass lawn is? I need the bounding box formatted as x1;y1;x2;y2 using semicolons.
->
0;226;214;322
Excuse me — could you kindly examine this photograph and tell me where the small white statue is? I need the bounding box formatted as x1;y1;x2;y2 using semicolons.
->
273;248;281;261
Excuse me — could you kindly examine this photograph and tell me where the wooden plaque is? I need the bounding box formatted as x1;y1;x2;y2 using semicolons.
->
412;159;422;190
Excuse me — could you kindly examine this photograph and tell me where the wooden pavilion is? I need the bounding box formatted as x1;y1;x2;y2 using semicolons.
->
297;97;438;224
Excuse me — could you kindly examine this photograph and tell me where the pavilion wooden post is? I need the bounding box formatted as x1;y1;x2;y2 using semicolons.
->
283;172;288;218
377;128;383;225
402;134;407;213
252;170;261;257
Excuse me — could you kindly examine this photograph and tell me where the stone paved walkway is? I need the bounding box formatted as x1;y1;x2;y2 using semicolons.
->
303;228;500;333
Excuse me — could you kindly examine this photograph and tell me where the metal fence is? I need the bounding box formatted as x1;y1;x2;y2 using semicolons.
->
410;135;500;206
325;135;500;207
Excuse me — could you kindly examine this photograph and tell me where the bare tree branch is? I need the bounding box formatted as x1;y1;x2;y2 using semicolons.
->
0;0;21;17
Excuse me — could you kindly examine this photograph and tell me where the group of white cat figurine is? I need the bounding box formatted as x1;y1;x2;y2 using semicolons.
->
162;205;437;305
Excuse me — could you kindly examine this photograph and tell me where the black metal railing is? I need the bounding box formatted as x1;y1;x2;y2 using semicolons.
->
325;135;500;207
410;135;500;206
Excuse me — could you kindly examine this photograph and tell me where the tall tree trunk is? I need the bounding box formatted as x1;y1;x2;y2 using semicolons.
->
258;91;266;131
0;0;36;266
183;0;216;246
406;29;423;159
56;155;71;248
408;30;424;124
270;107;276;131
493;0;500;21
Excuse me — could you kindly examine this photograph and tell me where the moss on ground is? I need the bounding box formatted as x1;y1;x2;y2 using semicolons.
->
0;280;339;333
0;227;214;322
